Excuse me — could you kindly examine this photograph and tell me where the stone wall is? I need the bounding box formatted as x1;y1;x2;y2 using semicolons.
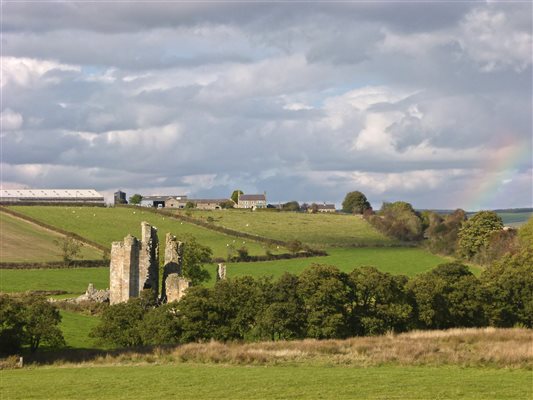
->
139;222;159;298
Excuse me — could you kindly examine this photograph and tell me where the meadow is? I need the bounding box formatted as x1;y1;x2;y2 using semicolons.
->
9;206;273;259
0;212;101;263
178;209;394;247
0;247;452;293
2;364;530;400
59;311;101;349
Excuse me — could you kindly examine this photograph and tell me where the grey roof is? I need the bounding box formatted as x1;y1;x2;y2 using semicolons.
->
189;199;232;204
316;203;335;209
239;194;266;201
0;189;103;199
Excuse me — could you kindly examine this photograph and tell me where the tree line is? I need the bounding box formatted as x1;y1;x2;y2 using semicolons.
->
90;238;531;348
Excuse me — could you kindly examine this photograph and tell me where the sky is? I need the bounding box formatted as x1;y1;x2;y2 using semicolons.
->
1;1;532;210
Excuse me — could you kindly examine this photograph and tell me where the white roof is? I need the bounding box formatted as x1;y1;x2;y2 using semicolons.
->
0;189;104;199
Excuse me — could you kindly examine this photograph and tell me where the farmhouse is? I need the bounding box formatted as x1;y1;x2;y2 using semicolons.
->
0;189;105;205
309;203;336;213
237;193;267;209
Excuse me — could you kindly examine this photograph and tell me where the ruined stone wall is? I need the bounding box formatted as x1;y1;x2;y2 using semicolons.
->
161;233;187;302
216;263;227;281
139;222;159;298
109;234;140;305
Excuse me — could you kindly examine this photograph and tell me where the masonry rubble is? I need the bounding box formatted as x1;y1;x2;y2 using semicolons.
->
109;223;191;305
75;283;109;303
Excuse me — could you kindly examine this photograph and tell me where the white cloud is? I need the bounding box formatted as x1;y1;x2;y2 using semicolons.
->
0;108;23;130
1;56;80;87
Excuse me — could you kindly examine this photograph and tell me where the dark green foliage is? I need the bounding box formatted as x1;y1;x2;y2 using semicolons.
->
475;229;518;265
185;201;196;209
139;304;181;346
368;201;423;241
220;200;235;209
342;191;371;214
518;216;533;251
458;211;503;259
54;234;83;266
20;295;65;352
349;267;412;335
287;239;304;254
0;295;25;354
281;201;300;212
178;286;217;342
91;298;146;347
408;263;485;329
181;236;212;285
297;265;353;339
231;190;243;204
128;194;142;205
481;247;533;328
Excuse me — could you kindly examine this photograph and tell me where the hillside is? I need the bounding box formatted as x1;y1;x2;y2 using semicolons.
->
175;209;395;247
0;212;101;263
8;206;276;259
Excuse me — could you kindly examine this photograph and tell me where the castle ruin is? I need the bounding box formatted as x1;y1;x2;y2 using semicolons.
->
109;222;190;305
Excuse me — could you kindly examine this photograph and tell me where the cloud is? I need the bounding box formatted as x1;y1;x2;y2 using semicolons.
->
1;2;531;209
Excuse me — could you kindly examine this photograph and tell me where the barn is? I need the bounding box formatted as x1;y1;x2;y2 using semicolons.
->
0;189;105;205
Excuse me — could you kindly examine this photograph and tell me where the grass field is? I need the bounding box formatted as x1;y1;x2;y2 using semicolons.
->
0;267;109;293
0;212;101;263
9;206;275;259
59;311;101;349
0;247;452;293
1;364;530;400
497;211;532;227
179;209;394;247
224;247;453;282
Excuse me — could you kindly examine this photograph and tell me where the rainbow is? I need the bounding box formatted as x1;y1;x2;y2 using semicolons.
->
462;139;532;211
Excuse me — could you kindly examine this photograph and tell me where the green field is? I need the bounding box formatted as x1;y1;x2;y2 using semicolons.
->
224;247;453;282
497;212;532;227
180;209;394;247
0;267;109;294
9;206;275;259
1;364;530;400
0;247;452;293
0;212;101;263
59;311;101;349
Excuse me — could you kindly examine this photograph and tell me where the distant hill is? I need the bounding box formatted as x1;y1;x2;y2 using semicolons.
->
417;208;532;227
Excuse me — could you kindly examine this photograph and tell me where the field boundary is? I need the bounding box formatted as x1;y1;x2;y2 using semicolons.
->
0;260;106;269
0;207;108;253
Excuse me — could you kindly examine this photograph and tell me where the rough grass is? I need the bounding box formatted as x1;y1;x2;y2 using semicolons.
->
1;364;531;400
180;209;394;247
0;267;109;294
10;206;274;259
0;212;101;263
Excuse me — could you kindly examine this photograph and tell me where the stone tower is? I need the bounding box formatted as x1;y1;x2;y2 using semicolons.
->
161;233;190;303
109;222;159;305
109;234;140;305
139;222;159;298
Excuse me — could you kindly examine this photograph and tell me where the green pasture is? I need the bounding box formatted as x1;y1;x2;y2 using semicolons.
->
1;364;530;400
223;247;454;283
0;212;101;263
179;209;394;247
9;206;273;259
0;267;109;294
60;311;101;349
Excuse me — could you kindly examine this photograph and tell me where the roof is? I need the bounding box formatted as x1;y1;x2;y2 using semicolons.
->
141;196;169;202
189;199;232;204
0;189;103;199
239;194;266;201
316;203;335;210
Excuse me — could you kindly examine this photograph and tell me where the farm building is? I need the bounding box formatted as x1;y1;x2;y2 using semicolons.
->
114;190;127;205
237;193;267;209
309;203;336;213
0;189;105;205
166;198;233;210
140;195;187;208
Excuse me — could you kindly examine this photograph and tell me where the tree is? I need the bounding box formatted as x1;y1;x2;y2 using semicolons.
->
220;200;235;209
281;201;300;212
231;190;243;204
182;236;212;285
185;201;196;209
425;209;466;255
349;267;413;335
481;247;533;328
129;194;143;205
286;239;304;254
21;295;65;352
408;263;485;329
458;211;503;259
368;201;423;241
54;234;82;266
0;295;25;355
297;265;353;339
518;216;533;251
139;304;182;346
342;191;371;214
